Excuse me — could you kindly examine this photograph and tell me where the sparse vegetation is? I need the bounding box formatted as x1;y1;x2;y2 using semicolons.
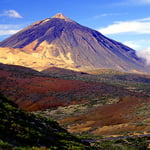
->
0;64;150;149
1;64;144;112
0;93;92;149
91;136;150;150
42;68;150;96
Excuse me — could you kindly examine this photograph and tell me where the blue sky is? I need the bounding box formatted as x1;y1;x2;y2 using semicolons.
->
0;0;150;58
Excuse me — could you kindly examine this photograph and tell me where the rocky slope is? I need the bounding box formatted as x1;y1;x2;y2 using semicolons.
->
0;13;149;73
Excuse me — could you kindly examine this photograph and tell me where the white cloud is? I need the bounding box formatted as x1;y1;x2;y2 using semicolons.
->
95;13;119;18
136;48;150;65
138;0;150;4
137;17;150;21
94;13;128;19
127;0;150;5
2;10;22;18
98;17;150;35
123;41;141;49
106;0;150;7
100;13;115;17
0;30;20;36
0;24;21;29
0;24;21;36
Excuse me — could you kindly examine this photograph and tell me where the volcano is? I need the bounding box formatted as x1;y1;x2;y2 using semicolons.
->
0;13;149;73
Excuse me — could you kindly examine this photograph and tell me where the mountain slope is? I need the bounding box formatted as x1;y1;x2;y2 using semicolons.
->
43;96;150;136
41;67;150;96
0;93;92;149
0;63;145;111
0;13;149;73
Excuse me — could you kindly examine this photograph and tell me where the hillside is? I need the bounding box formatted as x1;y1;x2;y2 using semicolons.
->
35;95;150;137
58;96;150;136
0;63;150;139
0;63;144;112
0;13;149;74
0;93;92;149
36;67;150;137
1;93;149;150
41;67;150;96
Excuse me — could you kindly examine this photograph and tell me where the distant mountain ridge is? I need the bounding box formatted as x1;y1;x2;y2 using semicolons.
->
0;13;149;73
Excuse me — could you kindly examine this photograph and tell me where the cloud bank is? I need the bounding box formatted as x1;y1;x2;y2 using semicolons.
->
128;0;150;5
123;41;141;49
138;0;150;4
0;29;20;36
98;17;150;35
0;24;21;36
1;10;22;18
136;48;150;65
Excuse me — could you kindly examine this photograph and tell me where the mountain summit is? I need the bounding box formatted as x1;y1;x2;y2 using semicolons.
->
0;13;149;73
52;13;72;21
52;13;66;18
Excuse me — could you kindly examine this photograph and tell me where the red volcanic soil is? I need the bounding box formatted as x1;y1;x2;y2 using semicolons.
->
59;96;150;134
60;97;147;125
0;64;146;111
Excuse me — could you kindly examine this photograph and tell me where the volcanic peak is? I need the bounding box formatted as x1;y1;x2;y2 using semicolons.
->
52;13;73;22
0;13;149;74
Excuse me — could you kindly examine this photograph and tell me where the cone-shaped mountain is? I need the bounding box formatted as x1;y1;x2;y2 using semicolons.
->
0;13;149;73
